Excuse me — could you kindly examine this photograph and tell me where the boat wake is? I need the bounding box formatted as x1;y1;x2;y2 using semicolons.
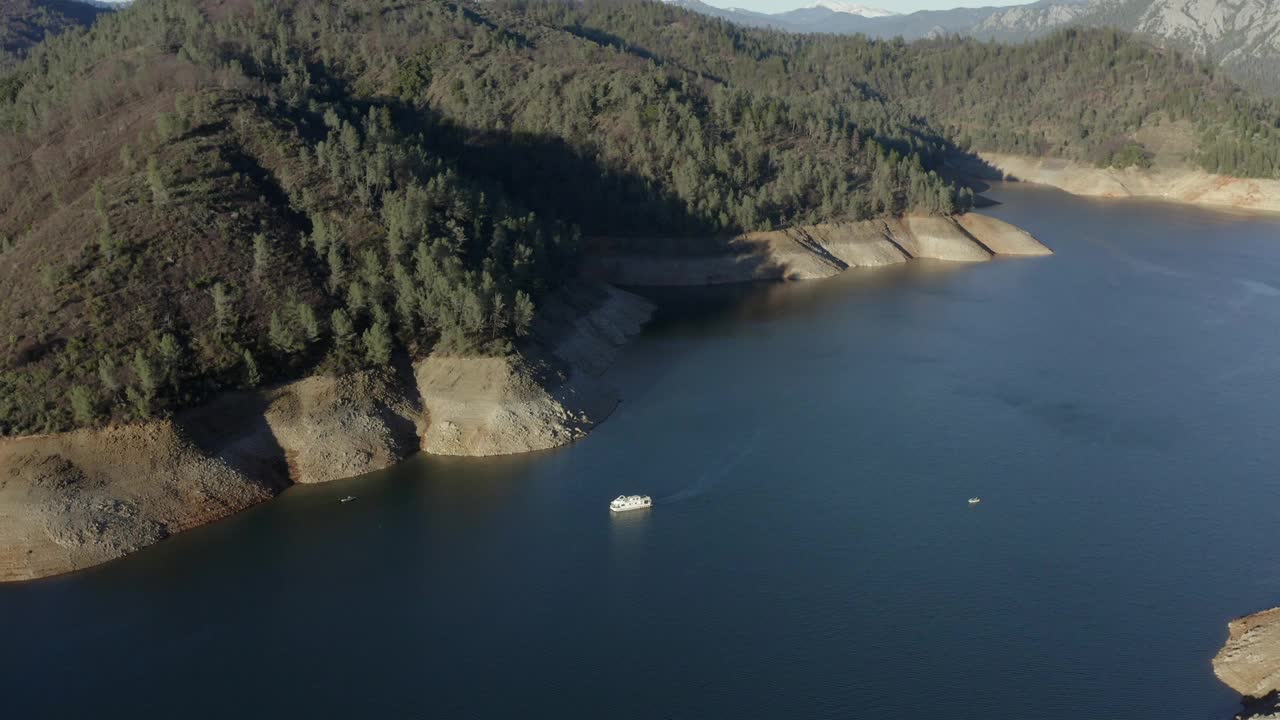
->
659;423;764;504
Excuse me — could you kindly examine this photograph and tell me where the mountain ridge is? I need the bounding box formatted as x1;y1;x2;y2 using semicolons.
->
669;0;1280;93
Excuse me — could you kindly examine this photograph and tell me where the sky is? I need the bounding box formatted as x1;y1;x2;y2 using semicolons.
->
701;0;1036;13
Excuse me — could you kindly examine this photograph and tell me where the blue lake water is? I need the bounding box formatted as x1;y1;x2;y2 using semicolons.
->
4;183;1280;718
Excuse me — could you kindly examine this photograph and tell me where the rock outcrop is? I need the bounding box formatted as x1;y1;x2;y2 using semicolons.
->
582;212;1050;286
261;373;423;484
0;422;280;582
980;152;1280;214
952;213;1053;256
1216;608;1280;700
417;285;655;456
416;354;611;456
891;216;993;262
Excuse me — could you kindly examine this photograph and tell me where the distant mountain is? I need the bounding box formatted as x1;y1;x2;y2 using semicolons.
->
660;0;792;28
665;0;1088;38
976;0;1280;92
662;0;896;27
1087;0;1280;93
672;0;1280;93
1;0;111;69
809;1;897;17
969;0;1097;40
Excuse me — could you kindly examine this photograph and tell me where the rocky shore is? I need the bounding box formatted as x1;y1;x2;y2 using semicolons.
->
582;212;1050;286
1215;608;1280;719
978;152;1280;214
0;212;1048;582
0;285;655;581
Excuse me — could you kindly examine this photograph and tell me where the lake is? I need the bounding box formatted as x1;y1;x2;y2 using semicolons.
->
4;183;1280;719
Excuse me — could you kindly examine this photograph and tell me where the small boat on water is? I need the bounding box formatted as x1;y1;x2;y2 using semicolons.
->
340;496;357;503
968;497;982;505
610;495;652;513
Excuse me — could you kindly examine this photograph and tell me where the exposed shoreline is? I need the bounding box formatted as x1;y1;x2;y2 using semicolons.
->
583;212;1050;287
1214;607;1280;719
976;152;1280;215
0;212;1049;583
0;284;656;582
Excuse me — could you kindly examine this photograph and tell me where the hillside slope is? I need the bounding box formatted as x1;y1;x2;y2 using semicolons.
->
2;0;1277;437
530;3;1280;174
0;0;109;70
1115;0;1280;93
0;0;972;437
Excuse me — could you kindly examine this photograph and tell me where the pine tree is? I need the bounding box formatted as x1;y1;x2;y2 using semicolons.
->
156;333;183;391
97;356;119;395
242;349;262;388
269;310;301;354
129;350;158;419
145;156;168;205
327;243;345;292
362;320;394;365
211;283;233;332
296;302;321;343
513;291;535;337
331;309;356;348
133;349;158;398
69;386;97;426
97;225;116;261
253;234;272;279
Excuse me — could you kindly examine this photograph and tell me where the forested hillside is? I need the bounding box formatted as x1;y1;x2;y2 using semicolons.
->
527;1;1280;175
0;0;109;70
668;0;1280;96
1;0;1278;437
0;0;964;436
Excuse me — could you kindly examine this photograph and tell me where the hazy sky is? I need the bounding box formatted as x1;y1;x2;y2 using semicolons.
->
701;0;1035;13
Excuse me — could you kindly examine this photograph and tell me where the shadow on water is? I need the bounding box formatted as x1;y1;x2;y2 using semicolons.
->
630;259;972;335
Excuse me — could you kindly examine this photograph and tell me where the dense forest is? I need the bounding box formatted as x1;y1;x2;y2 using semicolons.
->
1;0;1278;436
0;0;108;71
517;1;1280;176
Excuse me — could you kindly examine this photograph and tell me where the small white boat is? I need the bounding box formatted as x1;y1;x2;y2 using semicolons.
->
610;495;652;513
340;496;357;503
968;497;982;505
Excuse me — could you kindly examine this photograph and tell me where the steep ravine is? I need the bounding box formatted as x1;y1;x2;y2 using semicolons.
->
0;212;1049;582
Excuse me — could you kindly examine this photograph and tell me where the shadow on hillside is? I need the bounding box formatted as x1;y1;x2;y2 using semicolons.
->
940;151;1017;206
391;102;785;280
558;25;727;85
177;391;291;491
